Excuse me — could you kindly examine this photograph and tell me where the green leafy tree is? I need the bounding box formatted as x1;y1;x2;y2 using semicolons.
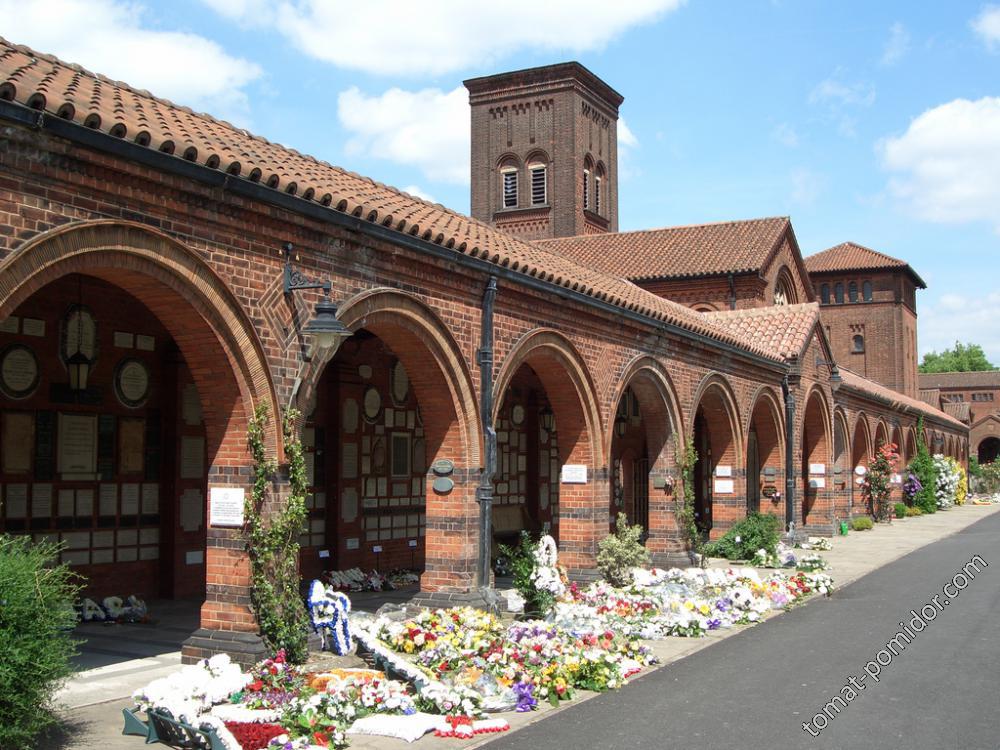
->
0;536;82;747
919;342;997;373
907;417;938;514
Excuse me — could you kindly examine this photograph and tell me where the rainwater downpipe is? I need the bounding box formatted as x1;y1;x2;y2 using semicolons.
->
476;276;498;589
728;273;737;311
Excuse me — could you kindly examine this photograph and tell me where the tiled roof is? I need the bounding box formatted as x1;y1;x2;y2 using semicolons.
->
918;388;941;407
804;242;926;288
943;402;971;423
837;368;966;429
534;217;791;281
0;37;783;362
704;302;819;360
918;371;1000;389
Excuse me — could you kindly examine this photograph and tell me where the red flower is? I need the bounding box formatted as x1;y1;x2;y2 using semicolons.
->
249;680;264;692
313;731;330;747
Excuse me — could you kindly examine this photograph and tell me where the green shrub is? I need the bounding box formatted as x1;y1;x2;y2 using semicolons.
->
597;513;651;587
703;512;781;560
500;532;554;616
894;502;908;519
0;535;82;748
908;417;938;514
905;506;924;517
850;516;874;531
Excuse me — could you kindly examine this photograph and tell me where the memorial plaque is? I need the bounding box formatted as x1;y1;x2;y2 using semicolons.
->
119;418;145;474
21;318;45;337
99;484;118;516
1;345;39;398
57;489;75;517
121;484;140;515
115;359;150;407
714;478;735;494
141;483;159;514
180;436;205;479
76;489;94;517
4;484;27;518
58;413;98;475
0;316;18;333
715;465;733;478
209;487;245;527
341;443;358;480
181;383;202;426
30;484;51;518
2;412;33;473
809;463;826;475
341;487;358;522
113;331;134;349
180;489;203;532
135;334;155;351
560;464;588;484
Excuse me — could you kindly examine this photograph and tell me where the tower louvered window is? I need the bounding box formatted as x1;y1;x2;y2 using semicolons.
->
583;169;590;210
530;164;547;205
502;169;518;208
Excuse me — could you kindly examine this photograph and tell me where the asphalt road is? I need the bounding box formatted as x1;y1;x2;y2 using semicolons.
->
482;512;1000;750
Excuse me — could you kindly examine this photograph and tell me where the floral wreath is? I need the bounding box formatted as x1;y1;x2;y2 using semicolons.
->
307;580;352;655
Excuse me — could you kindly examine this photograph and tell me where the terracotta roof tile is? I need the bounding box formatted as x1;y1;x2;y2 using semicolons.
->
805;242;926;288
918;388;942;407
704;303;819;360
943;402;971;423
0;37;784;362
838;367;965;429
534;217;791;280
918;371;1000;389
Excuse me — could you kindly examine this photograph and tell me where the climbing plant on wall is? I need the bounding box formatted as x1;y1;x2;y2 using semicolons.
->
245;403;310;663
675;435;704;566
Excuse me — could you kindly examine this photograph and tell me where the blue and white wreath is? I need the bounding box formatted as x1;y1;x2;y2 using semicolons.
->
307;579;352;655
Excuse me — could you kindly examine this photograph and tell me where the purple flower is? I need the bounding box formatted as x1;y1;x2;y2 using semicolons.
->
707;618;722;630
513;681;537;712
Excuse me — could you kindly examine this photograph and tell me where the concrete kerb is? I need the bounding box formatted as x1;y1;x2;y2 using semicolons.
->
49;504;999;750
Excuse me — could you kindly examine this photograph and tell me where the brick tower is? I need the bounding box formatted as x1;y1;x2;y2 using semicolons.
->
464;62;623;241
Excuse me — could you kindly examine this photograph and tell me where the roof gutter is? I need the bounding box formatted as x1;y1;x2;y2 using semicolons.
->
0;99;786;372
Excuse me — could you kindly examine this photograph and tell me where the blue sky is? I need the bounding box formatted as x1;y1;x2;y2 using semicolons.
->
4;1;1000;363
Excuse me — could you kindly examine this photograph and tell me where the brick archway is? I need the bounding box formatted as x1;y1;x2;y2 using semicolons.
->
745;386;784;519
873;420;889;453
607;356;684;562
892;426;903;459
0;220;280;660
689;373;743;538
801;387;832;529
905;426;917;464
851;413;873;515
494;329;603;571
295;288;481;593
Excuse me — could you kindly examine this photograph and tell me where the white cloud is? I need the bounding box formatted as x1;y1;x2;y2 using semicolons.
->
618;117;639;149
789;168;825;206
921;291;1000;366
0;0;261;123
881;22;910;65
401;185;437;203
772;122;800;147
337;86;470;185
809;69;875;136
201;0;685;76
971;4;1000;50
879;97;1000;230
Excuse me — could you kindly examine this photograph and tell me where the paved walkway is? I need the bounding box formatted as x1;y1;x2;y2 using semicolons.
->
39;503;999;750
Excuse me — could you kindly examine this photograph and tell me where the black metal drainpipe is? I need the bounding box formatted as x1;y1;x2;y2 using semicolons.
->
476;276;499;589
782;375;796;531
728;273;737;310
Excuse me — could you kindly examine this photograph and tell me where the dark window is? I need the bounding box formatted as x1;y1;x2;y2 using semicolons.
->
502;170;517;208
848;281;858;303
852;334;865;353
820;284;830;304
863;281;873;302
834;283;844;304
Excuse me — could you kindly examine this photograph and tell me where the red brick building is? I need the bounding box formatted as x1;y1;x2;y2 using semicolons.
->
919;371;1000;464
804;242;925;400
0;46;967;663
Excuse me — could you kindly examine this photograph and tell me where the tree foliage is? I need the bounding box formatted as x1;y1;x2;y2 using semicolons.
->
907;417;938;514
0;536;82;748
919;341;996;373
596;513;651;587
